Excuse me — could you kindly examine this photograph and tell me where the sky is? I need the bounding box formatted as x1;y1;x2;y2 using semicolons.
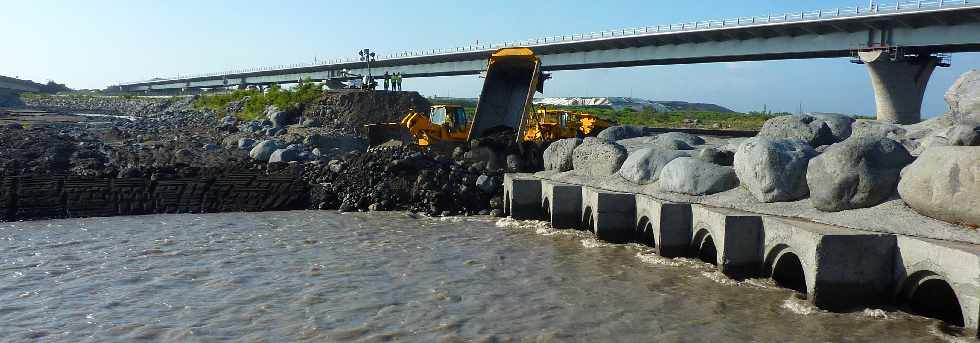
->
1;0;977;116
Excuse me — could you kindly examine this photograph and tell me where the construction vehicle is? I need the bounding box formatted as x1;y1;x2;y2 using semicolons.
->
523;108;611;141
367;105;470;148
366;47;610;169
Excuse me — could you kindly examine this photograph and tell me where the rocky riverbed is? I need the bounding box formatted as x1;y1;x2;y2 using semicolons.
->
3;89;507;217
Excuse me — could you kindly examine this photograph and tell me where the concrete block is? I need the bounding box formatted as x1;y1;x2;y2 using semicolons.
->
541;180;582;229
895;236;980;330
504;173;543;220
581;187;635;243
635;195;692;257
691;205;764;279
762;217;896;311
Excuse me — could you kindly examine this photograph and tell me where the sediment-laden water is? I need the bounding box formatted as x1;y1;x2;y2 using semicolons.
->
0;211;970;342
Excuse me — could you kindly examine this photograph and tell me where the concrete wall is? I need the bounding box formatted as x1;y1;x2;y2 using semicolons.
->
0;173;307;221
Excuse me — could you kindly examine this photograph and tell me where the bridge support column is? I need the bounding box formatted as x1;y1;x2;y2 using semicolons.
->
859;50;939;124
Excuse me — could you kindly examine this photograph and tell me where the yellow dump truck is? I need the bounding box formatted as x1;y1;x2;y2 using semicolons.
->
366;47;610;168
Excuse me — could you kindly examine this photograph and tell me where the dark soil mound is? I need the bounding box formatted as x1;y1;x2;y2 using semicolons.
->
302;90;431;135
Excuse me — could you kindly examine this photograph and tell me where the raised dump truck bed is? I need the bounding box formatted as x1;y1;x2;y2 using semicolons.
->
468;48;543;142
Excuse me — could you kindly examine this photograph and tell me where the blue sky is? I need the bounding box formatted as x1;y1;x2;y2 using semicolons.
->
1;0;977;116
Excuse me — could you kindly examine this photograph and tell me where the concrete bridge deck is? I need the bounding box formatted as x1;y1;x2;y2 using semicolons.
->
111;1;980;123
505;173;980;332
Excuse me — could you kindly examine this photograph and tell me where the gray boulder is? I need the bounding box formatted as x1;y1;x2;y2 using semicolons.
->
734;137;818;202
658;157;737;195
898;146;980;227
543;138;582;171
475;175;496;193
202;143;220;151
695;147;734;166
249;140;279;161
809;113;855;142
269;148;299;163
237;138;256;150
618;148;690;184
312;148;323;157
657;132;705;146
944;70;980;125
806;137;913;212
572;138;628;176
266;106;288;127
948;124;980;146
597;125;647;142
758;114;835;146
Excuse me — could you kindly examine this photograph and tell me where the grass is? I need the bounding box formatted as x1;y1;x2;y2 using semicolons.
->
192;81;324;121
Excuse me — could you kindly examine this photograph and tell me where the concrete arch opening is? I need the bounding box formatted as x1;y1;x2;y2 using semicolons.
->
693;229;717;265
542;198;551;219
772;252;807;294
504;190;510;216
582;206;595;233
901;271;965;327
635;216;655;247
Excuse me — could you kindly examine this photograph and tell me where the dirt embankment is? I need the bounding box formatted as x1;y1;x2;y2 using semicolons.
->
302;90;430;135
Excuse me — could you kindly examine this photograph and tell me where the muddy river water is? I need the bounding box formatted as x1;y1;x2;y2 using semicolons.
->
0;211;971;342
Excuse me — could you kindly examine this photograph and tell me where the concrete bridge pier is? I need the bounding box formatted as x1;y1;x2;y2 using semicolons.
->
859;50;940;124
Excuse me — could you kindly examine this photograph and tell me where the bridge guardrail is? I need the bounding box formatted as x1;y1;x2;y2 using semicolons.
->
117;0;976;86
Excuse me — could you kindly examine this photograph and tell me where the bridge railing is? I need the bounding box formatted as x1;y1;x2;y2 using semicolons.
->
117;0;976;86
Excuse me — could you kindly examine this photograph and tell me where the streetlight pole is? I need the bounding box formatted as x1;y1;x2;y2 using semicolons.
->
358;48;376;88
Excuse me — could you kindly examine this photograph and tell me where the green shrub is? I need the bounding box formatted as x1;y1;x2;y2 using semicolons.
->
191;80;325;121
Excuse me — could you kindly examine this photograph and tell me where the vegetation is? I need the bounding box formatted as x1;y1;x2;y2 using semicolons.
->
426;101;798;131
192;81;324;121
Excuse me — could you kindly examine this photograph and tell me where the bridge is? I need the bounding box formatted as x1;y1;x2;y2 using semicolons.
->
111;1;980;124
0;75;41;93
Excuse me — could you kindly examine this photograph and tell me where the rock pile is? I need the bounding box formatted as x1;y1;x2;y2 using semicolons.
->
306;146;506;216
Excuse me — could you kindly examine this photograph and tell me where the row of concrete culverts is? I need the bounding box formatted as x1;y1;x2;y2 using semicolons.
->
506;175;975;329
542;70;980;227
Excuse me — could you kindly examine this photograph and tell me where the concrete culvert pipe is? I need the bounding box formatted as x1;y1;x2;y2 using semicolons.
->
903;273;965;327
772;252;807;294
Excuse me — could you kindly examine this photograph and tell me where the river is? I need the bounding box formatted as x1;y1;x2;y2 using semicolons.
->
0;211;971;342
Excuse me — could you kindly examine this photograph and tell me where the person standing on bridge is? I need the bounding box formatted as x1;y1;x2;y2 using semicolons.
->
395;72;403;91
383;72;390;91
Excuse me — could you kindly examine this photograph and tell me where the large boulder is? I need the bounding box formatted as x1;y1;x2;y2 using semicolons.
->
237;138;256;150
618;148;690;184
758;114;835;146
734;137;818;202
572;138;628;176
809;113;855;142
266;105;289;127
898;146;980;227
269;148;299;163
653;132;705;150
806;137;913;212
543;138;582;171
658;157;737;195
249;140;280;161
944;70;980;125
695;147;734;166
597;125;647;142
